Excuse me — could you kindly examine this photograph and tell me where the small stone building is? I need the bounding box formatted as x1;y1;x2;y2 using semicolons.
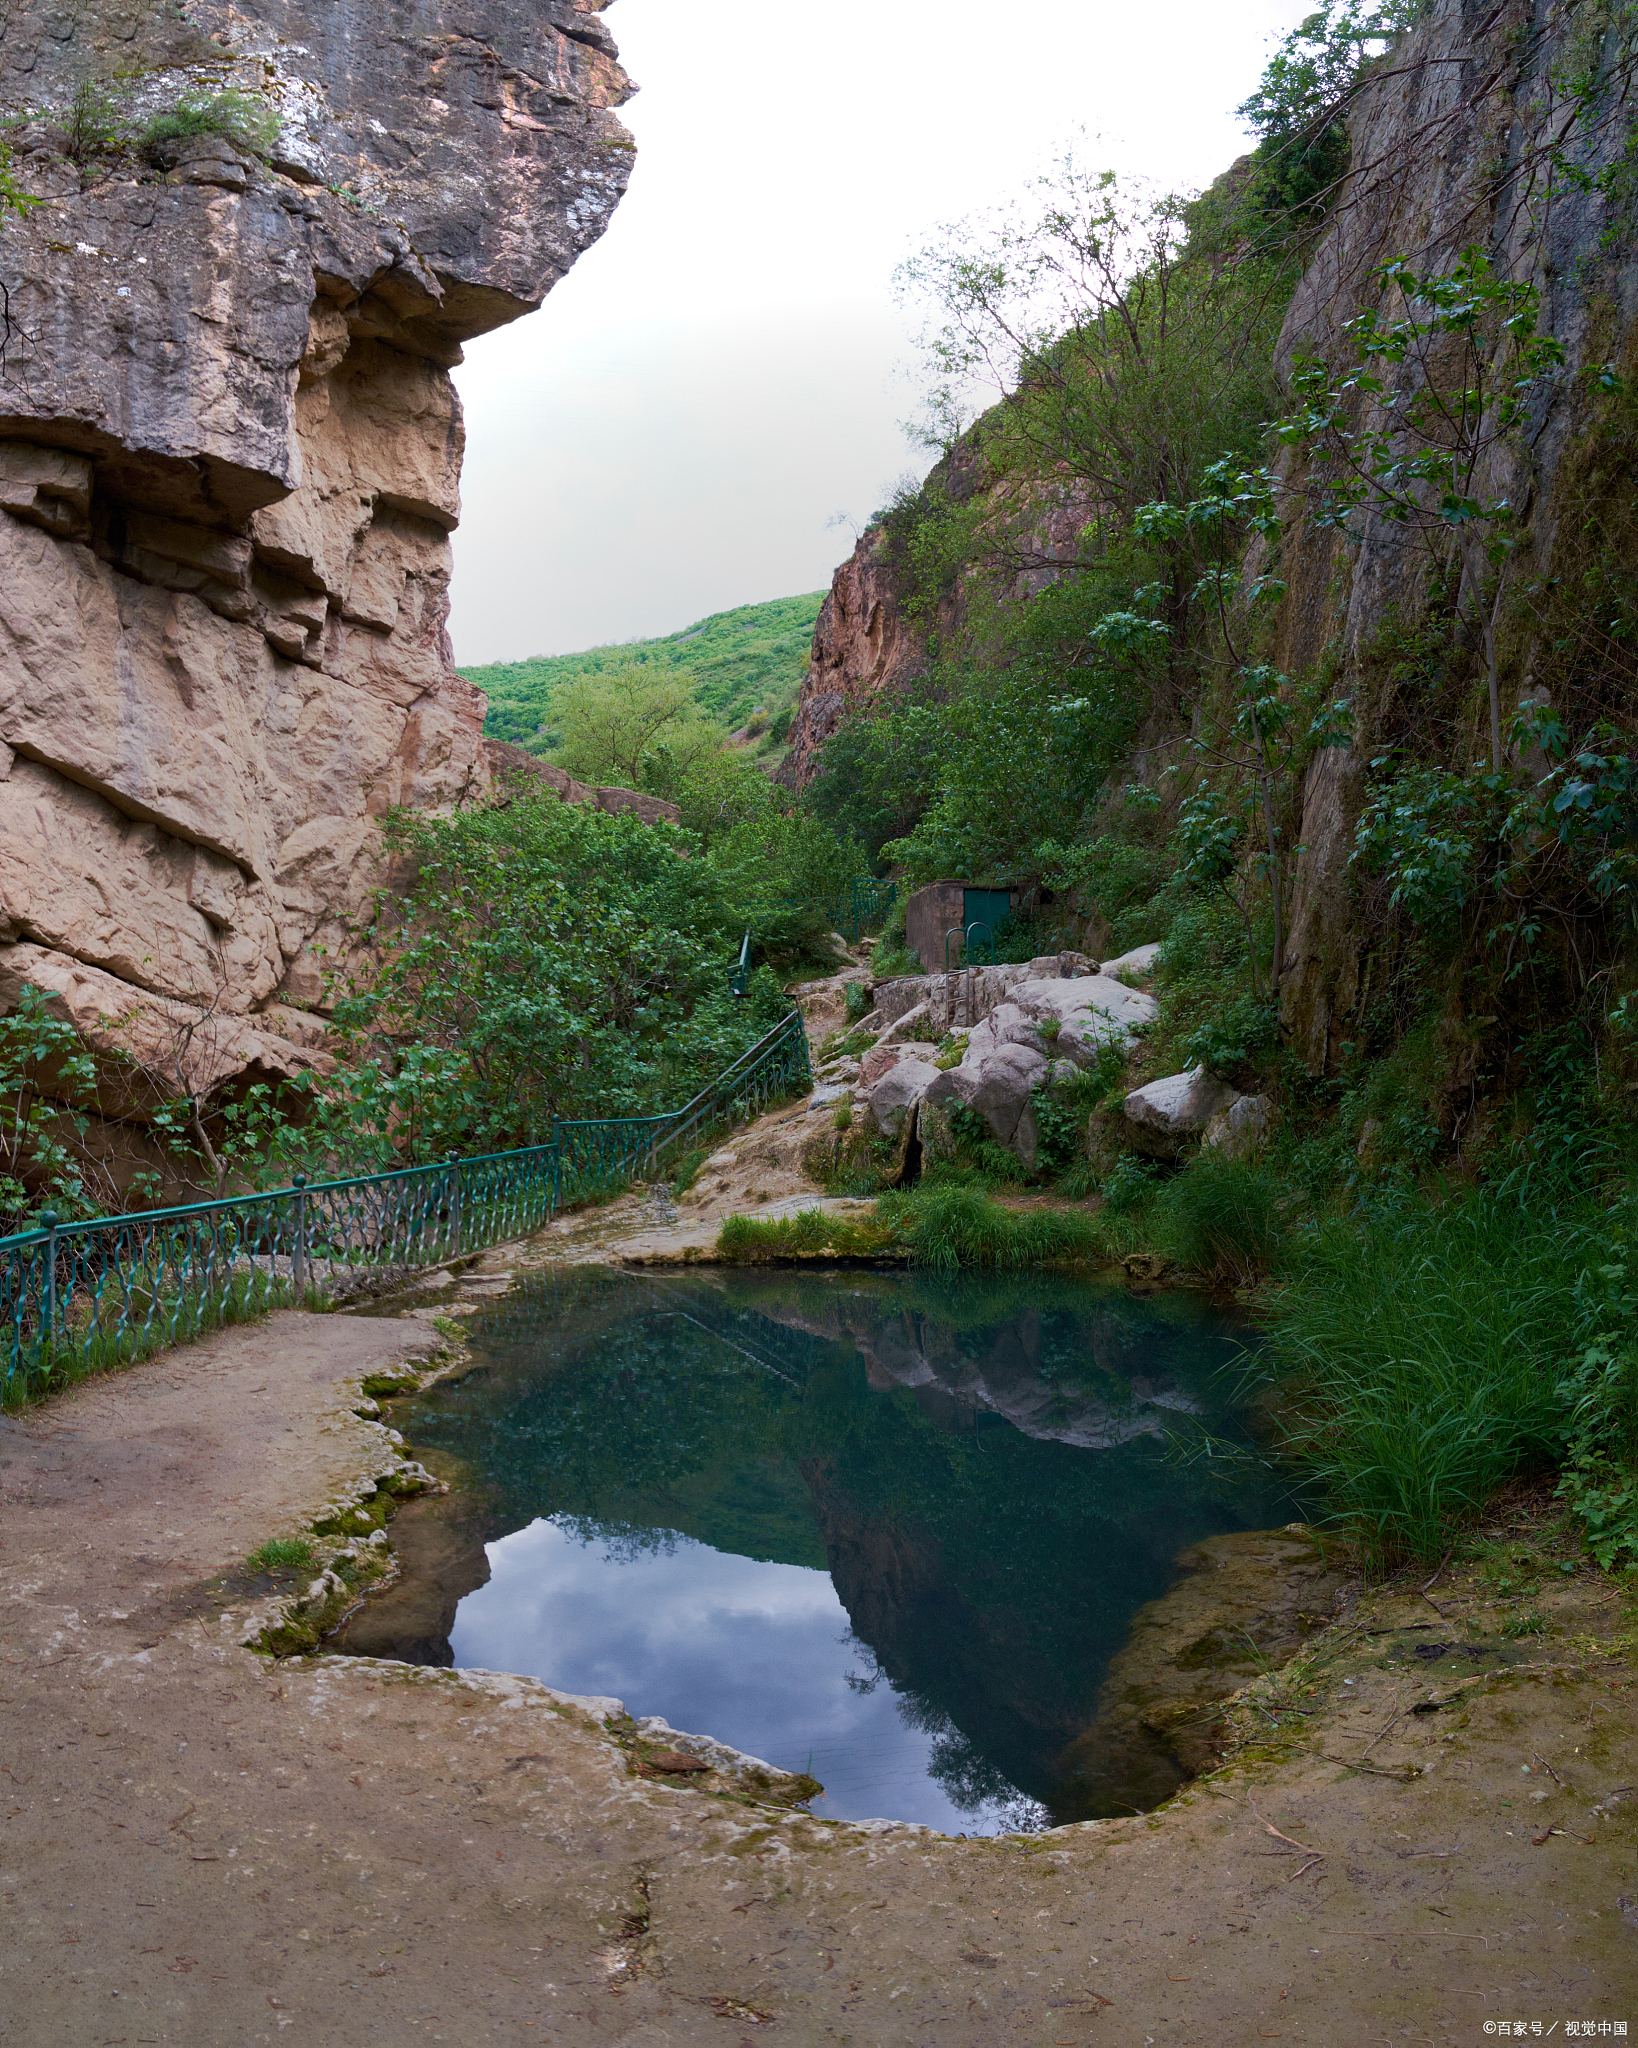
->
904;883;1017;972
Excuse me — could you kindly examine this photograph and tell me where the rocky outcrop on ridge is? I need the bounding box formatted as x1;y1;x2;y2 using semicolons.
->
779;443;1097;790
0;0;632;1169
776;524;928;789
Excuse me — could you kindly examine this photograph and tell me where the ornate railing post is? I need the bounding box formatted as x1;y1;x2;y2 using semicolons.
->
291;1176;308;1298
447;1152;462;1259
38;1208;58;1347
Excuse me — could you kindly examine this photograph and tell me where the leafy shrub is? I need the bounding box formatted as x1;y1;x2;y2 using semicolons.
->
869;933;922;980
64;79;123;165
1148;897;1268;1076
0;983;102;1231
1039;828;1170;953
708;806;868;962
326;792;791;1160
932;1101;1027;1187
1100;1153;1157;1212
1179;992;1278;1087
142;88;282;160
1032;1087;1085;1176
1031;1053;1124;1177
844;981;872;1025
986;908;1043;963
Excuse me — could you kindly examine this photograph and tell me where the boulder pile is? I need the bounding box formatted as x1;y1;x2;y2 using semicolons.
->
856;969;1158;1169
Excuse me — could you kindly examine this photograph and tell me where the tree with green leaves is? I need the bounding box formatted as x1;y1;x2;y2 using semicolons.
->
895;155;1295;702
1235;2;1429;235
551;664;703;789
325;793;786;1158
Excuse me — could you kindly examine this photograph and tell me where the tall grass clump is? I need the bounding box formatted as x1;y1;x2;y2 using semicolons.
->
1259;1186;1592;1565
716;1187;1107;1270
716;1209;893;1261
875;1184;1103;1272
1148;1151;1287;1285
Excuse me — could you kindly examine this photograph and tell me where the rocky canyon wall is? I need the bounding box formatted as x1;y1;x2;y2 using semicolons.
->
0;0;633;1172
779;438;1096;790
1272;0;1638;1070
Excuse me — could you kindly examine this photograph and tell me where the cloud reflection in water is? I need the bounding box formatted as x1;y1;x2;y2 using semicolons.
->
451;1515;1046;1833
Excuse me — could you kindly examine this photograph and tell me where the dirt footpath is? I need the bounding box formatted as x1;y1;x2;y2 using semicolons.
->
1;1308;1634;2047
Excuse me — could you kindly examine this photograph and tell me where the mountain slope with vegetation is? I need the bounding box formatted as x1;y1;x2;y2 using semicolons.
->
464;590;826;760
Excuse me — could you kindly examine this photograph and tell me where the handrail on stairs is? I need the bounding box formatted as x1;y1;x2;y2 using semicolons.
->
942;923;994;1028
0;1005;812;1392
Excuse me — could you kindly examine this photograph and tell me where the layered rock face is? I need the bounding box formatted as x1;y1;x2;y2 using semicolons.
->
0;0;632;1142
779;442;1095;790
778;526;927;789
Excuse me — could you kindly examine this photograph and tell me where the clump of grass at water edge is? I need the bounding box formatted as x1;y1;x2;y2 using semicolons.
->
717;1184;1105;1272
1252;1183;1600;1569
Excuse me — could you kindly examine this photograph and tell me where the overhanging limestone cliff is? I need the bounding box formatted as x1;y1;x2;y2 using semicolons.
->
0;0;633;1174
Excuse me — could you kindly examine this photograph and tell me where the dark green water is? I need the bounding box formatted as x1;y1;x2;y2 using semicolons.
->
354;1265;1294;1833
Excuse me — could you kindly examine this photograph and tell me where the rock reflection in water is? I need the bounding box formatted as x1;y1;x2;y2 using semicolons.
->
339;1265;1294;1830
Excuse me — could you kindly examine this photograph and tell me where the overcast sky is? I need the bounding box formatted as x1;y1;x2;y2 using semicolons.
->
447;0;1316;667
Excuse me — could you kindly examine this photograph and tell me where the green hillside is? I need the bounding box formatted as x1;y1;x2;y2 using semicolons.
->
463;590;827;756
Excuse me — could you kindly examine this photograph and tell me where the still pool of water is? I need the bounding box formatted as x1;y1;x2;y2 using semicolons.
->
345;1265;1294;1833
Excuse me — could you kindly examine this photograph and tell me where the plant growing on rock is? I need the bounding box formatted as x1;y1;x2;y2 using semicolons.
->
1235;0;1430;239
1130;460;1353;1000
141;87;282;162
61;79;125;168
0;986;103;1231
1281;248;1567;772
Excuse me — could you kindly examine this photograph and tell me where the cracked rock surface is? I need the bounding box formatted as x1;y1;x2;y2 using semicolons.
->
0;0;633;1170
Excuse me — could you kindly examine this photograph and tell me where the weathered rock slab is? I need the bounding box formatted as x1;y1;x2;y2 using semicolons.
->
1124;1067;1238;1155
1203;1091;1275;1160
0;0;637;1139
864;1054;941;1136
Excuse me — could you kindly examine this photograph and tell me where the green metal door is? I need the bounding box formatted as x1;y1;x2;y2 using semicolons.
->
963;888;1011;934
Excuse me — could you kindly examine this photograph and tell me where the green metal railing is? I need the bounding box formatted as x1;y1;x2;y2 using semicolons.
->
833;877;897;941
0;1006;811;1395
943;921;995;972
